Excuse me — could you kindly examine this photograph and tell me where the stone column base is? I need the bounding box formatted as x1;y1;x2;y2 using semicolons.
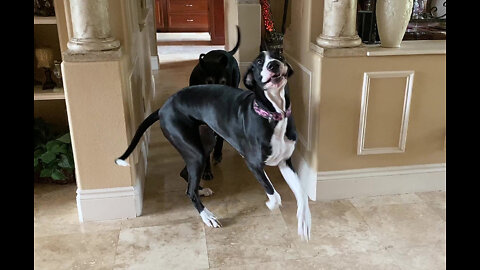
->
316;34;362;49
67;37;120;53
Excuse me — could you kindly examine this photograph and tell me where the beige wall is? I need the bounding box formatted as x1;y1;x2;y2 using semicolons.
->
283;0;322;176
318;55;446;171
224;0;240;60
282;0;445;177
237;3;261;64
61;0;156;190
62;58;133;190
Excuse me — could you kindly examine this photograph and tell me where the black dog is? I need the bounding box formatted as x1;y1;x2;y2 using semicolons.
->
188;26;241;178
189;25;241;88
115;51;311;240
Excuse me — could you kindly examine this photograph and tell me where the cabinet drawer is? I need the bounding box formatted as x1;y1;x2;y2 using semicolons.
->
168;13;209;29
167;0;208;13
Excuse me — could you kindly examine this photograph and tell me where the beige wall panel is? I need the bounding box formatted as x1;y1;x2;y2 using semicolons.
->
317;55;445;171
53;0;69;54
62;60;132;190
363;76;407;149
238;4;261;63
224;0;240;61
285;54;312;151
309;0;324;44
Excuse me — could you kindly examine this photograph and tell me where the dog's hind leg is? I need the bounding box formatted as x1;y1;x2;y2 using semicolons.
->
245;162;282;210
199;125;216;179
185;156;221;227
180;166;214;196
212;136;224;165
161;123;220;226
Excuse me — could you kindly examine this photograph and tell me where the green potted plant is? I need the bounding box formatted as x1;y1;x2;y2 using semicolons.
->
34;118;75;184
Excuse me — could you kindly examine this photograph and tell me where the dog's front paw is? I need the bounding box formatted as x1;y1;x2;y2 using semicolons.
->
200;208;222;228
297;202;312;241
199;188;214;197
266;191;282;210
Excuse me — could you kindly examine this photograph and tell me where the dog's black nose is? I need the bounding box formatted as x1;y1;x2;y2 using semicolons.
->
267;61;280;72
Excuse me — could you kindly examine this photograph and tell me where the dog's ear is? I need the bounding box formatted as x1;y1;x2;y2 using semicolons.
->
199;53;207;69
286;62;294;78
219;54;228;67
243;66;255;90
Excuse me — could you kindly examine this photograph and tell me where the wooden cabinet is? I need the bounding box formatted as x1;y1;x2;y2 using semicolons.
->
155;0;225;44
156;0;209;32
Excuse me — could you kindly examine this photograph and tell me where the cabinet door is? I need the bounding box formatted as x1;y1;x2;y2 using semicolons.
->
167;0;208;13
208;0;225;44
155;0;165;31
168;13;209;31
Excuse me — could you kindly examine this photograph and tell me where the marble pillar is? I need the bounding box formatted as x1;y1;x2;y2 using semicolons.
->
316;0;362;48
67;0;120;52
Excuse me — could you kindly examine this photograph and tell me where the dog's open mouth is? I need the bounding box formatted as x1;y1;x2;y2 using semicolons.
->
265;72;286;84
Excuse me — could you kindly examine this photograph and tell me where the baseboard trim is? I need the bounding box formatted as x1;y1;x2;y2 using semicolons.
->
76;185;142;222
316;163;446;201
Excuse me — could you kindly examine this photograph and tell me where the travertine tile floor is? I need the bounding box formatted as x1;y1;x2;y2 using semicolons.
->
34;48;446;270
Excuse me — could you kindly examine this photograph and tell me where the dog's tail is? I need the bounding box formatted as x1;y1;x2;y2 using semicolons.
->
228;25;241;56
115;109;160;166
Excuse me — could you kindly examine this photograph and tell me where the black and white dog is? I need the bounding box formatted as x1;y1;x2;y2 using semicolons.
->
187;26;241;181
115;51;312;240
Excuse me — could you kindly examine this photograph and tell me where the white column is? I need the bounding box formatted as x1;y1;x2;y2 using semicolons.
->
67;0;120;52
316;0;362;48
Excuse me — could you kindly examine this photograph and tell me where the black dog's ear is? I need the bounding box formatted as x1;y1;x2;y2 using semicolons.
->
243;66;255;90
219;54;228;67
286;62;294;78
199;53;207;69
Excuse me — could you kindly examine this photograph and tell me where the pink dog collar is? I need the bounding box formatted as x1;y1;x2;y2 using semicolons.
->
253;100;291;121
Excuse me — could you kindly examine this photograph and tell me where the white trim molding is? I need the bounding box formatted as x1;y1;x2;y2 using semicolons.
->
316;163;446;201
357;71;415;155
284;52;313;151
76;184;143;222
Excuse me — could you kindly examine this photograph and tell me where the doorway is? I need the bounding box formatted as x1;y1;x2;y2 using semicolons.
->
154;0;226;64
154;0;225;45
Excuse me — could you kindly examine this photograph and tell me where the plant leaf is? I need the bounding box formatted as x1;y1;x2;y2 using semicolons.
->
34;157;38;167
46;140;61;150
34;148;44;158
58;144;68;154
40;168;53;178
51;169;66;180
58;154;73;168
56;133;71;144
40;151;56;164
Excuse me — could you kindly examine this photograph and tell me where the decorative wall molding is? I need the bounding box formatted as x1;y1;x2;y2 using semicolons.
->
357;70;415;155
76;185;142;222
316;163;446;200
283;52;313;151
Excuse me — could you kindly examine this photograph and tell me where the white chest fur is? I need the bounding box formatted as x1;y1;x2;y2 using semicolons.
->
265;118;296;166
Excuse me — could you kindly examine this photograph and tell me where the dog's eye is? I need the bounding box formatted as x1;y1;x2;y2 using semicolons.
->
218;78;227;85
257;59;263;66
205;77;214;84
